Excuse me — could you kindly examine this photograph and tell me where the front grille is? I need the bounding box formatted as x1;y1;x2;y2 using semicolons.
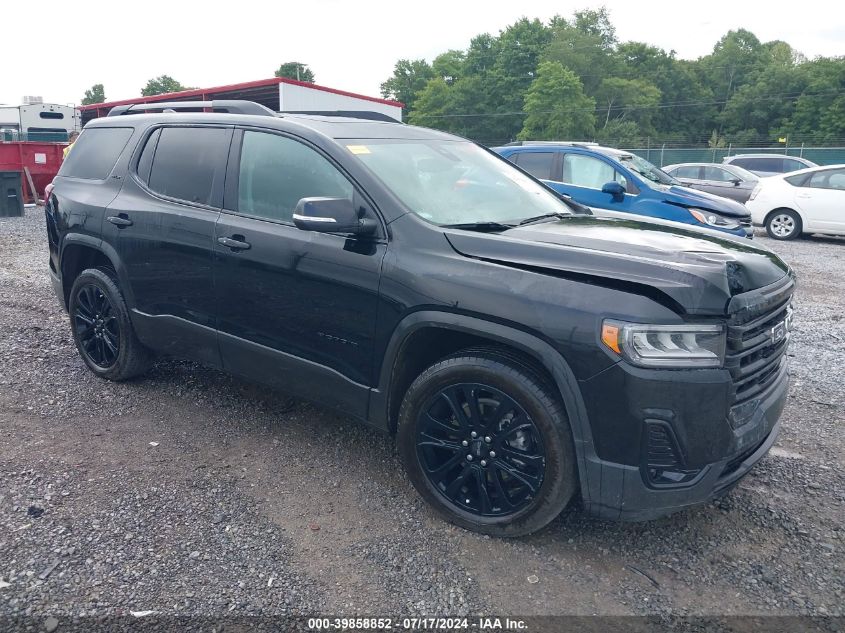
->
739;218;752;227
726;285;793;406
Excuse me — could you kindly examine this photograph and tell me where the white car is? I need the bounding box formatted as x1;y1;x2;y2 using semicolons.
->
746;164;845;240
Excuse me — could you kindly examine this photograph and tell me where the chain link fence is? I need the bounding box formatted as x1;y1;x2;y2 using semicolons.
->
619;146;845;167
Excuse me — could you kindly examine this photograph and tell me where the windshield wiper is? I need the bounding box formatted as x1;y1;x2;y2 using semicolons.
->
442;221;515;232
517;212;570;226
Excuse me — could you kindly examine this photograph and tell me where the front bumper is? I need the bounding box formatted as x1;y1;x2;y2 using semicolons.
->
577;360;788;521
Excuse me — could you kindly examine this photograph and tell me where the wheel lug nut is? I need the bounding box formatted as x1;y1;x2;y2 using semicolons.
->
484;436;492;443
489;451;496;458
480;460;487;467
470;432;477;438
466;455;473;461
461;440;469;447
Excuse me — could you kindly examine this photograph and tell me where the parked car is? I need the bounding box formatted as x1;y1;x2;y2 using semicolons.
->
746;164;845;239
722;154;817;178
46;102;793;536
662;163;758;203
493;142;752;238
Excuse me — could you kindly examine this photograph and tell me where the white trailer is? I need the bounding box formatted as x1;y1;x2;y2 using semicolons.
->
0;103;80;141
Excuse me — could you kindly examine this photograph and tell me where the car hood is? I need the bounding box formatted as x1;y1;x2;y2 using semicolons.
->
445;215;789;315
656;184;751;217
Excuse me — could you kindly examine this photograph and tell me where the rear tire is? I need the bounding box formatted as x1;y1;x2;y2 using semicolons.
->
765;209;802;240
397;350;577;537
68;268;152;381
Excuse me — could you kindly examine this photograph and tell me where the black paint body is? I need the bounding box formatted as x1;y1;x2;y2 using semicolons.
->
46;112;793;520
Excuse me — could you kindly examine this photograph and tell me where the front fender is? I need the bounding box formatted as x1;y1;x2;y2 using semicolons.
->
369;310;600;505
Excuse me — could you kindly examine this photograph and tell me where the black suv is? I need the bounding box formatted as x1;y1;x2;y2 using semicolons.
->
45;100;794;536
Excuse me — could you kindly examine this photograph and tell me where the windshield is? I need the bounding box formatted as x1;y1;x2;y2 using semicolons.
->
617;153;678;186
344;139;573;225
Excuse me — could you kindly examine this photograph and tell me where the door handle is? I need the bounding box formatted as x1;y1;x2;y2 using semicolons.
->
107;214;133;227
217;236;251;251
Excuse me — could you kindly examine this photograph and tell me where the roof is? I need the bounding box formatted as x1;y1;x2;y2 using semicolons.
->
86;110;456;141
78;77;403;112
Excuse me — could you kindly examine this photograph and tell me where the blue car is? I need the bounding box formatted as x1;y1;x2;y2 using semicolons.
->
493;142;753;238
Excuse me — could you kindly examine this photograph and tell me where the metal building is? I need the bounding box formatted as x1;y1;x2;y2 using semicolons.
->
79;77;403;124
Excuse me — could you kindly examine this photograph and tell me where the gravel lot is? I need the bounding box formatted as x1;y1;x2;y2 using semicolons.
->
1;208;842;626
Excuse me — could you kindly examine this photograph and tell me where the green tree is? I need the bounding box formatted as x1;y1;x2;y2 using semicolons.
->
81;83;105;105
141;75;187;96
275;61;315;83
432;50;466;84
380;59;434;115
519;61;596;141
594;77;661;134
543;9;620;95
698;29;770;119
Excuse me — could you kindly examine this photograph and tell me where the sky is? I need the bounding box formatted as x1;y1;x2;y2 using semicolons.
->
2;0;843;106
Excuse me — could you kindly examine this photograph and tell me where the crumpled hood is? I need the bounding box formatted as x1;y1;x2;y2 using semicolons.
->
445;215;789;315
657;184;751;217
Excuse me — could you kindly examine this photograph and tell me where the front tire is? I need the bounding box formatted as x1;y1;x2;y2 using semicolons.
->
397;350;577;537
765;209;802;240
68;268;152;381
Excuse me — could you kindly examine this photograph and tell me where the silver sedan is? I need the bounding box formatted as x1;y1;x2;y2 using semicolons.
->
662;163;759;203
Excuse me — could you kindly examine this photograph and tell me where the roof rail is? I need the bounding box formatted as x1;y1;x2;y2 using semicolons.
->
106;100;276;117
504;140;599;147
281;110;401;123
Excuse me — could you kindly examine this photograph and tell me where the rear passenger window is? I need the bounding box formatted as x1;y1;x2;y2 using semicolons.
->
514;152;555;180
59;127;133;180
147;127;230;206
236;131;353;223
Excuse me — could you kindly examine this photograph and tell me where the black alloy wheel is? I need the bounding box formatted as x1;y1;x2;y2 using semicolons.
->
74;283;120;369
416;383;546;517
397;350;576;537
68;268;152;381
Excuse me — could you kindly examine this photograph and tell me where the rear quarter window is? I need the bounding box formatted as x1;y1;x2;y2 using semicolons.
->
146;127;230;206
58;127;134;180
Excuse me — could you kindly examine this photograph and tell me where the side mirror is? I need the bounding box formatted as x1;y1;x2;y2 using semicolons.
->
601;181;625;199
293;197;376;236
731;178;742;186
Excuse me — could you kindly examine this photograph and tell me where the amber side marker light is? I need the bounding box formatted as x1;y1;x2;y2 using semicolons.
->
601;323;621;354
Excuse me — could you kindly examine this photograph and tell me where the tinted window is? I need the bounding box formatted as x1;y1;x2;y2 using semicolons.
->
735;157;783;172
59;127;133;180
784;158;808;172
674;165;701;179
237;131;353;223
148;127;229;206
703;166;733;182
135;129;161;184
562;154;625;189
807;168;845;191
514;152;555;180
784;173;810;187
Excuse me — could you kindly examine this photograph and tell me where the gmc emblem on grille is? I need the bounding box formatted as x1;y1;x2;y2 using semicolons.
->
770;321;787;344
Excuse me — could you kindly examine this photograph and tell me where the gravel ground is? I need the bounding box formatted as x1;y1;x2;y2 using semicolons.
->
0;208;842;626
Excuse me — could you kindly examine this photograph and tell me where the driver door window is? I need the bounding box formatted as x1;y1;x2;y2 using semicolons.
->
703;166;733;182
237;131;353;222
562;154;626;190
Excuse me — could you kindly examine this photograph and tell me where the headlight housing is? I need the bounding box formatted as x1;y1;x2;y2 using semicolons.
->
601;320;726;368
688;208;741;229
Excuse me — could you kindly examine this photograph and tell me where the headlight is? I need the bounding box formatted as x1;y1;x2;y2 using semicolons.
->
748;184;761;201
601;320;726;368
688;208;741;229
